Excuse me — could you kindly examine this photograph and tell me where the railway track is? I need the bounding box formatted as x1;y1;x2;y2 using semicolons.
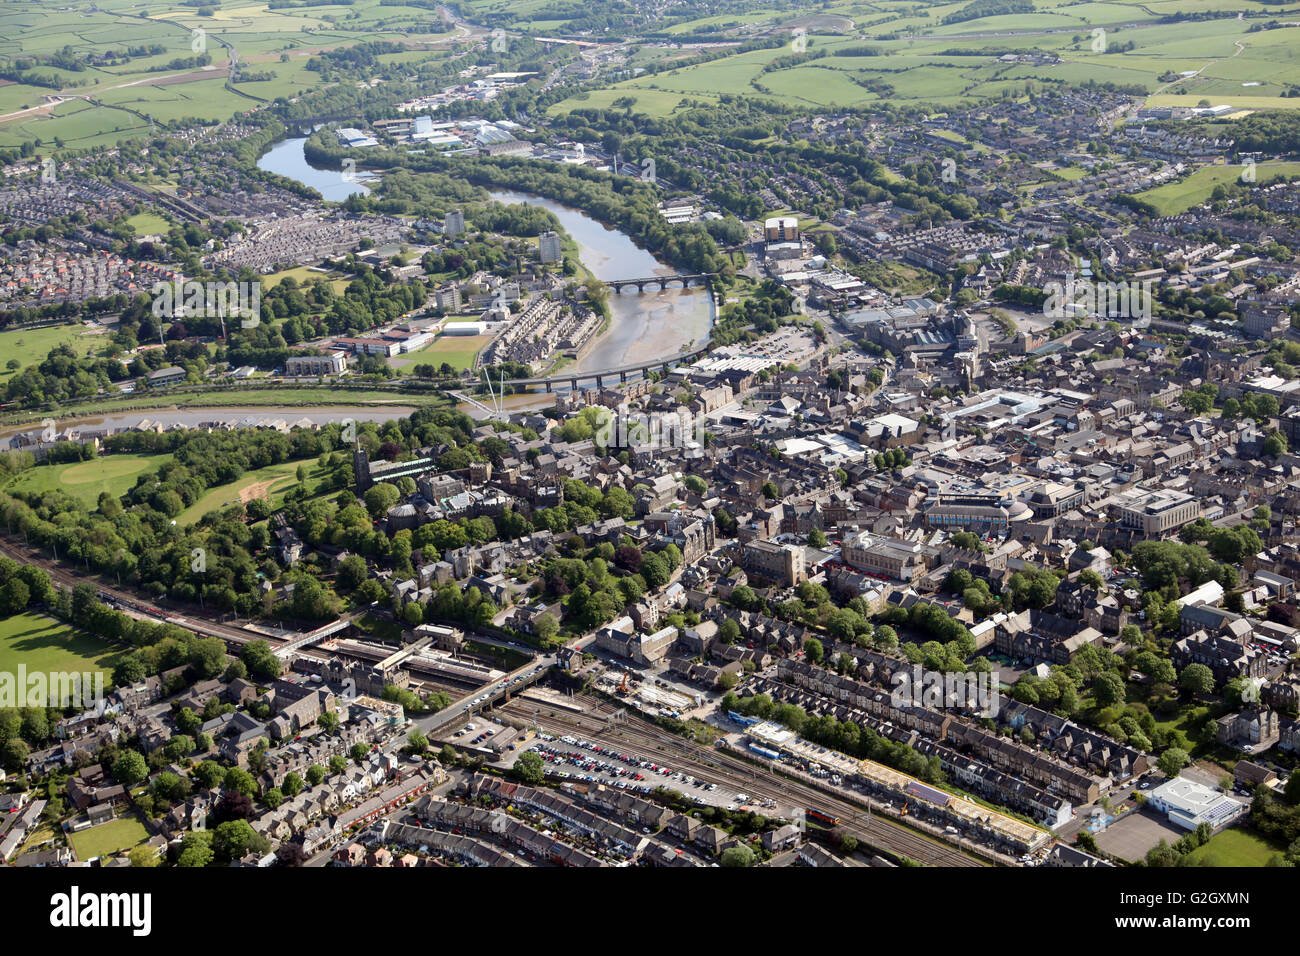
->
499;696;988;867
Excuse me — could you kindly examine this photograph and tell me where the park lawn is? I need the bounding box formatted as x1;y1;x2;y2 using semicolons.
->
1184;826;1285;866
263;265;354;295
67;813;151;861
176;459;312;526
2;453;171;508
0;323;105;383
124;211;170;235
0;611;124;687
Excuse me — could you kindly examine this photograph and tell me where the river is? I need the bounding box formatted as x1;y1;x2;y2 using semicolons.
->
485;190;713;374
257;134;374;202
257;135;712;375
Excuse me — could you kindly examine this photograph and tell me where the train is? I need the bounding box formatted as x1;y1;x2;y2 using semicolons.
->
806;807;842;827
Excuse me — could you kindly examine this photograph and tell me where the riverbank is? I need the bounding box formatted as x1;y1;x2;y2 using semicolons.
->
255;136;714;380
0;395;427;436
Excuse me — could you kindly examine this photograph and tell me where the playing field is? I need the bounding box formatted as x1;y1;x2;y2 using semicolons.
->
392;332;492;371
0;323;104;383
0;611;123;688
2;453;170;508
67;814;151;861
124;212;171;235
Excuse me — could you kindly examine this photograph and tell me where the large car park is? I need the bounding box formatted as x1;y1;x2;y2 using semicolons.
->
524;737;737;807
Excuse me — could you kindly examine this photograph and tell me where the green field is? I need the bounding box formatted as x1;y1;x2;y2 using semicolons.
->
67;814;150;861
0;611;123;689
124;211;171;235
544;5;1300;115
0;0;466;150
2;453;171;508
393;332;492;371
1136;162;1300;215
176;458;317;525
4;0;1299;155
0;323;106;383
0;387;441;428
1184;827;1286;867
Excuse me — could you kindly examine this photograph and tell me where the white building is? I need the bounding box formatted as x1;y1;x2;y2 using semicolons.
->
1145;776;1247;831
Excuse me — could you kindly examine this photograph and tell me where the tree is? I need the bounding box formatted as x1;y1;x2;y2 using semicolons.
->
193;760;225;789
803;637;824;664
1158;747;1190;778
1093;672;1126;707
512;750;545;785
533;613;559;642
808;528;827;548
213;819;269;863
719;618;741;644
720;845;755;867
241;640;282;681
283;772;304;797
1;738;27;772
223;766;258;798
276;842;308;867
129;845;160;868
760;481;779;500
363;482;400;517
1286;772;1300;806
112;749;148;785
176;832;214;868
176;707;202;736
336;554;368;591
1179;663;1215;696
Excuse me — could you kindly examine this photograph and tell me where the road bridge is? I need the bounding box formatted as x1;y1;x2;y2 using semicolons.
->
491;344;711;393
604;273;714;294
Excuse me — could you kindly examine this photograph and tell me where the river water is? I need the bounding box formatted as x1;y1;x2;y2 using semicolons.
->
256;136;712;374
485;190;713;373
257;134;374;202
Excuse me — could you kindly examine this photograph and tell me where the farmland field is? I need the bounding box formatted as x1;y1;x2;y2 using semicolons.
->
2;0;1299;152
